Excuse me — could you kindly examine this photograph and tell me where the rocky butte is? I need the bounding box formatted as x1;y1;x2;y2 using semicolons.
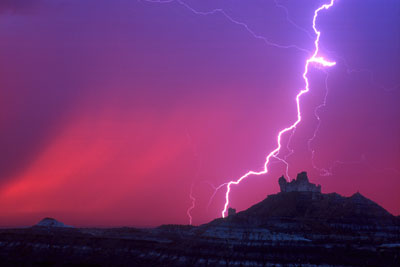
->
0;171;399;266
278;171;321;193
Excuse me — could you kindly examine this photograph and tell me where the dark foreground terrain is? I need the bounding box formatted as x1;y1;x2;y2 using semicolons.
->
1;173;399;266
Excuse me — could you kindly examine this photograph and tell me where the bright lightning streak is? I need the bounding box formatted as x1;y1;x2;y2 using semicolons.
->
145;0;313;222
145;0;337;219
221;0;337;218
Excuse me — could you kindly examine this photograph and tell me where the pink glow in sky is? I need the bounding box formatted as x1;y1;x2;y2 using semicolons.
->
0;0;399;227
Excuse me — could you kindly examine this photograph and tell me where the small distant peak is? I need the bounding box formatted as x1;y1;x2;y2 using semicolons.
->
350;191;367;200
35;217;73;228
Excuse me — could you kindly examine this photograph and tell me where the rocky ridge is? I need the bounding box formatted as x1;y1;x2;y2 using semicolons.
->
35;217;73;228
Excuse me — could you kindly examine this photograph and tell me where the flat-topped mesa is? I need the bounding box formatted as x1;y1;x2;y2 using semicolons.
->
279;171;321;193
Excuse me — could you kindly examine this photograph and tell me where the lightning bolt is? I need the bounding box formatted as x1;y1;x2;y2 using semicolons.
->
144;0;317;222
144;0;338;219
307;58;400;176
187;182;195;225
143;0;310;53
273;155;292;181
185;128;201;225
308;72;333;176
273;0;314;40
221;0;337;218
201;181;229;211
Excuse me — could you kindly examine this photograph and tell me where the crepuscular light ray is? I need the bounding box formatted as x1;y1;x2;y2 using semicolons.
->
221;0;337;218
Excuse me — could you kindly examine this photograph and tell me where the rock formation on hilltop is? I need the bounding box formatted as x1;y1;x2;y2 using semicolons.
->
278;171;321;193
213;171;397;229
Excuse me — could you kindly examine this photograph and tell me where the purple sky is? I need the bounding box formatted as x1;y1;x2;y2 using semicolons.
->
0;0;399;227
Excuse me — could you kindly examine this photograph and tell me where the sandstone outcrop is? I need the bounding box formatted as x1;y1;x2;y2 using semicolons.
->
278;171;321;193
